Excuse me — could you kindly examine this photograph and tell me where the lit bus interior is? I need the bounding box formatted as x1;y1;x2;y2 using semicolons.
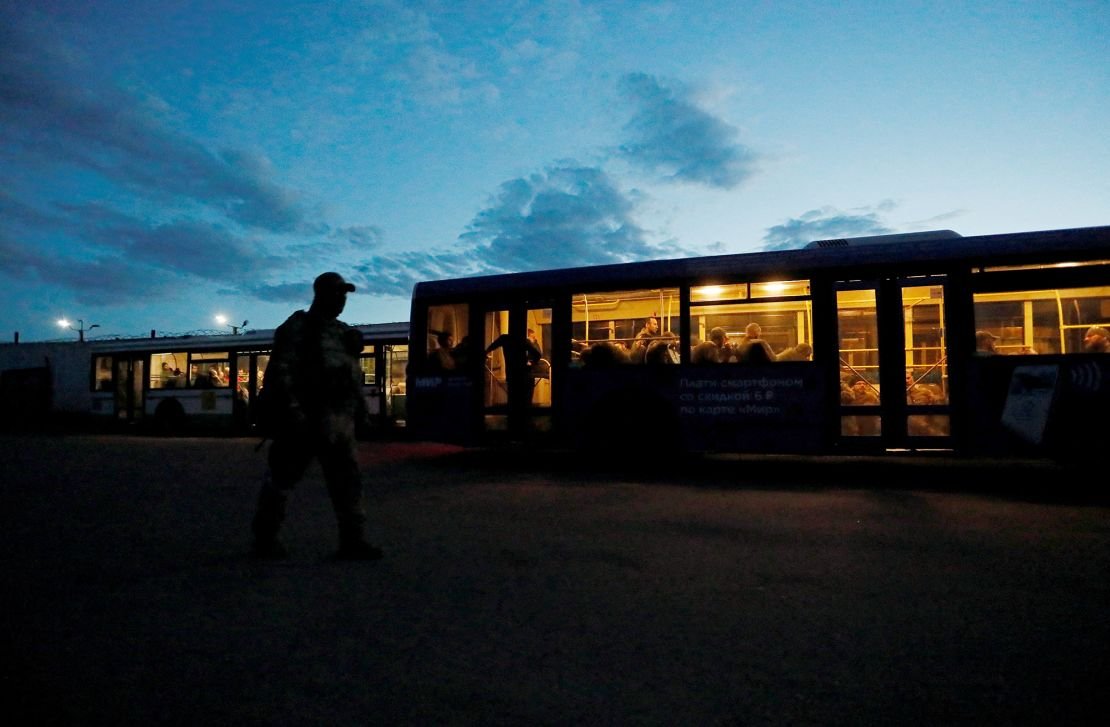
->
416;262;1109;450
424;280;1110;375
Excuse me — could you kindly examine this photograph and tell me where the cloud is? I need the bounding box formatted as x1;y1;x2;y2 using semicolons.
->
0;16;308;234
463;165;667;270
0;195;293;303
617;73;758;189
350;164;691;297
0;230;173;305
332;225;385;249
0;13;356;316
761;206;896;251
908;209;968;228
350;1;500;108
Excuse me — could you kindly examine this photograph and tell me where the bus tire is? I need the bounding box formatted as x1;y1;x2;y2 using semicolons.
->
153;398;186;435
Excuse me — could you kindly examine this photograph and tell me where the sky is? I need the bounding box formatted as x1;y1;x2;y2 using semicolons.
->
2;0;1108;342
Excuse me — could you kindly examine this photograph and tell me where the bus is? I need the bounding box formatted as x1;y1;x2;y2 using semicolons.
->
0;322;410;434
407;225;1110;457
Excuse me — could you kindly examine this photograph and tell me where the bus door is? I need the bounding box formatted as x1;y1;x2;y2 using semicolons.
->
897;278;953;447
384;344;408;423
480;303;553;437
835;278;953;449
113;354;145;421
240;351;268;429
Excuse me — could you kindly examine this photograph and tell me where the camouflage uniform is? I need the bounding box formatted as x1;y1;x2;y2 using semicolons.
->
251;309;369;551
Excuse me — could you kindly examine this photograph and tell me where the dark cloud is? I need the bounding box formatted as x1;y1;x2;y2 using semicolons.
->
0;193;293;305
0;231;172;306
332;225;385;249
106;221;285;280
352;164;691;297
247;281;318;304
0;14;335;314
618;73;758;189
761;206;896;251
0;190;56;228
0;17;307;233
463;165;667;270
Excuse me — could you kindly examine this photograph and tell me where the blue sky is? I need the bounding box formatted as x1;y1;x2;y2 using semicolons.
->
2;0;1107;342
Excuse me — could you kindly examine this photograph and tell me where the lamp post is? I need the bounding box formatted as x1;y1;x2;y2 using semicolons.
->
215;315;249;335
57;318;100;342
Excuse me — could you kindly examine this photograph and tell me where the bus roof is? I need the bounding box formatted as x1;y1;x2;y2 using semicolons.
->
412;225;1110;300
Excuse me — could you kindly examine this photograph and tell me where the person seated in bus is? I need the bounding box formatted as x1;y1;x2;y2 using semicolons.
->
975;330;1000;355
734;323;775;364
581;341;630;367
568;339;586;368
190;365;210;388
211;368;226;387
850;378;880;406
428;331;457;371
1083;325;1110;353
776;342;813;362
691;327;730;364
906;376;939;406
629;339;648;364
645;332;680;365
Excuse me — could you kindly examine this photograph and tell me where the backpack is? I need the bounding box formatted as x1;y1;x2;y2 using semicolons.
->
252;381;288;441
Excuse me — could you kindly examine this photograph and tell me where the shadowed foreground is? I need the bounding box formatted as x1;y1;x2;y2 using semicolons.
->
1;436;1107;725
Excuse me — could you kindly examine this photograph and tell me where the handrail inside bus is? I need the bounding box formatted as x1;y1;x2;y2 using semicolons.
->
908;355;947;389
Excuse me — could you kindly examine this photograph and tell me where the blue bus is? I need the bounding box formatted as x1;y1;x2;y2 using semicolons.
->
407;225;1110;457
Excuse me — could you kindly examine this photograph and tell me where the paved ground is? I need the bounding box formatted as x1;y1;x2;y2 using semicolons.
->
1;435;1107;725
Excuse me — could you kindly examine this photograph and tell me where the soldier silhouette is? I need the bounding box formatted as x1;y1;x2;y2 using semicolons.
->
251;272;381;560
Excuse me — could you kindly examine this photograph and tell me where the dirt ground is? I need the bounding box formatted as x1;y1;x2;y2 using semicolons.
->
1;435;1108;725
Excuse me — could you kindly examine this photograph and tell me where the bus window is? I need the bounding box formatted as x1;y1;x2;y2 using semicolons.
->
484;309;510;406
571;288;680;366
426;303;469;372
93;356;113;391
256;354;271;393
751;279;810;299
904;284;950;437
359;344;376;385
386;345;408;421
528;308;552;407
189;352;230;388
688;279;811;363
903;284;948;405
150;352;186;388
973;285;1110;354
838;289;880;437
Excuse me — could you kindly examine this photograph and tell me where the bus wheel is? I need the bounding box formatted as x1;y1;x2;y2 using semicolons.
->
153;398;186;435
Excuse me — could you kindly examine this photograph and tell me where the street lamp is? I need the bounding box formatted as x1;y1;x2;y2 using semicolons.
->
215;314;249;335
57;318;100;342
